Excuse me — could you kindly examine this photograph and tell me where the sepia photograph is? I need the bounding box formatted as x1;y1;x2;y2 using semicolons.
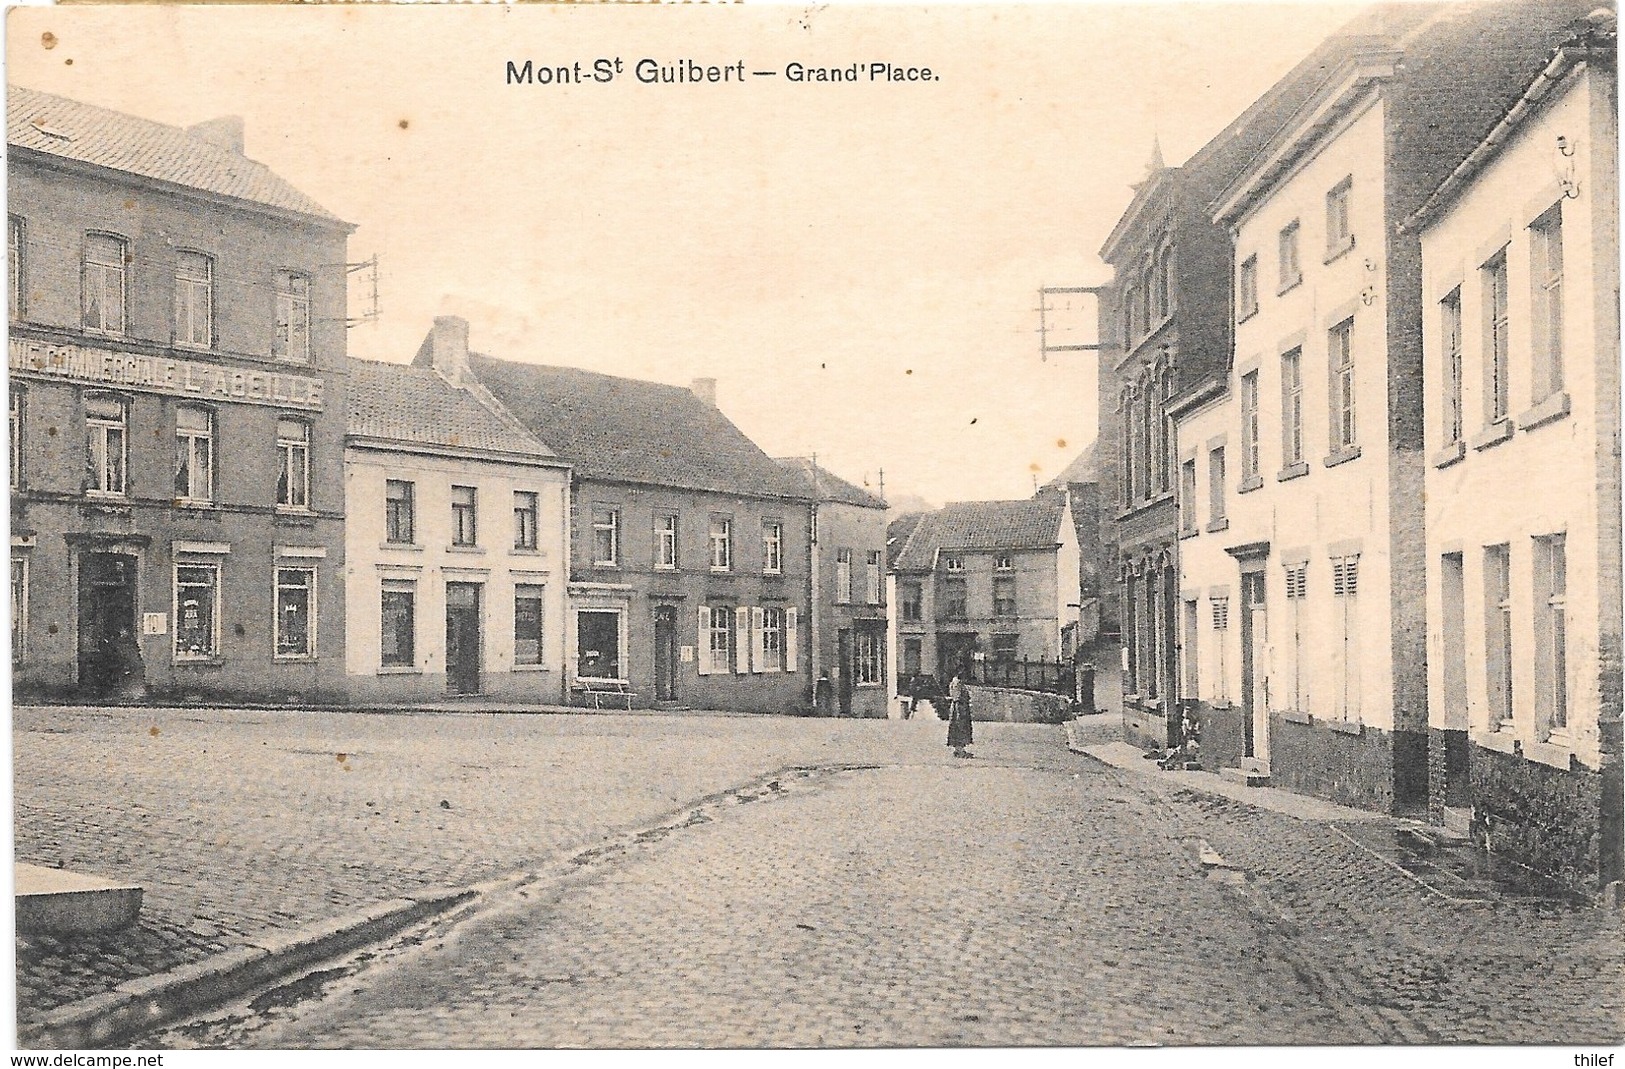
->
4;0;1622;1057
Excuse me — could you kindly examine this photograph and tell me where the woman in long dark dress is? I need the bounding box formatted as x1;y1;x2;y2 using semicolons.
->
946;673;974;758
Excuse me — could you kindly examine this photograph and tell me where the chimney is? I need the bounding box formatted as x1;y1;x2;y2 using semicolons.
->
691;377;717;407
187;116;245;155
430;315;471;387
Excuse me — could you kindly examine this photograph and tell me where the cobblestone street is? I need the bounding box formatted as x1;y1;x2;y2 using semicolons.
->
48;709;1606;1050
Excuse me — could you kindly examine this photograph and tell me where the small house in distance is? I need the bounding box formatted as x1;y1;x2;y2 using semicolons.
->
776;457;890;718
888;498;1080;687
1037;440;1110;656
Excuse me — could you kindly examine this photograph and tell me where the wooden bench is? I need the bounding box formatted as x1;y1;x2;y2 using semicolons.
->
572;679;636;711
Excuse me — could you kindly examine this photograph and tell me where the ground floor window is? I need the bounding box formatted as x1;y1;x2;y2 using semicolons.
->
854;626;885;685
174;563;220;661
381;580;416;667
274;567;315;658
760;606;784;671
514;585;545;666
702;605;732;675
903;638;922;679
990;633;1019;662
11;554;27;667
577;609;621;679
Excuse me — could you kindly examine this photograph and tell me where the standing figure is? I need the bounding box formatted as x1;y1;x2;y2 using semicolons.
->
946;671;974;758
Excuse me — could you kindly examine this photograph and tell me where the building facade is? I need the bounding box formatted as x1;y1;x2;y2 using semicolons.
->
889;499;1078;685
1409;15;1620;890
1200;0;1597;811
776;457;890;718
466;351;815;713
9;86;352;703
1038;441;1108;654
344;322;573;704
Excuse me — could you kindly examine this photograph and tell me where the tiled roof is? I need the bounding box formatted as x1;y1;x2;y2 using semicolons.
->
886;512;927;569
775;457;887;510
7;85;345;224
891;500;1065;571
347;359;556;461
1044;440;1100;489
467;355;809;500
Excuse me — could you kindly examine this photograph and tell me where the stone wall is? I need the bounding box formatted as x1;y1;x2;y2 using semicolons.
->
1469;742;1605;894
964;685;1071;725
1268;713;1396;812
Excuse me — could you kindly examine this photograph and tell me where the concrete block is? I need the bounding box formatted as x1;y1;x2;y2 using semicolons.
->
15;863;142;934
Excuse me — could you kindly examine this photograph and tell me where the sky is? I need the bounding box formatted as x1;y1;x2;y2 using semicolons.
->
6;1;1367;507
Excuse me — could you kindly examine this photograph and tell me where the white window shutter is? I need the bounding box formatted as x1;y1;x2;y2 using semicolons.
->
751;607;766;673
697;607;712;675
735;606;750;674
785;607;799;673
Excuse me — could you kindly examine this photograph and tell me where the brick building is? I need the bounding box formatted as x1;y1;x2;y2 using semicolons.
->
344;319;573;704
1407;12;1620;890
463;349;815;713
8;86;352;702
776;457;890;718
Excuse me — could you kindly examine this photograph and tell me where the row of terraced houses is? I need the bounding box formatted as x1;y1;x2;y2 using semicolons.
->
1093;0;1621;895
6;84;892;719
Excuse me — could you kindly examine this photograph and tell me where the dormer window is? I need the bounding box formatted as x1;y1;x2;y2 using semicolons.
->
943;555;964;572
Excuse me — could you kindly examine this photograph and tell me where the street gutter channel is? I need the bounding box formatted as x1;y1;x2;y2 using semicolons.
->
87;761;888;1050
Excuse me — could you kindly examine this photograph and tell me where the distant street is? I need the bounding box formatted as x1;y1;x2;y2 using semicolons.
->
14;707;1612;1048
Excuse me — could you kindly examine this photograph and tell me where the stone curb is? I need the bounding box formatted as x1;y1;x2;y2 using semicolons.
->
19;888;475;1050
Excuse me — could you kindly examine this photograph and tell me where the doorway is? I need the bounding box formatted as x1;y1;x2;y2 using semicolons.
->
1240;570;1269;763
653;605;678;702
445;582;482;694
837;628;854;716
936;632;978;681
77;552;140;698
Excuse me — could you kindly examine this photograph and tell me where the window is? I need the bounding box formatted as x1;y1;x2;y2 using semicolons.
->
761;606;785;671
385;480;415;544
276;419;310;509
274;271;311;364
9;216;24;320
699;605;732;675
1123;283;1140;345
11;554;27;668
941;577;968;618
1534;535;1567;735
1240;371;1260;481
1181;598;1198;701
1281;348;1303;466
1484;250;1510;422
993;576;1016;617
854;627;884;685
1326;177;1353;254
1237;255;1258;320
943;555;963;572
1329;318;1356;451
994;554;1013;571
1179;458;1197;534
10;386;23;490
656;513;679;569
577;609;622;679
274;567;315;658
1278;220;1302;291
866;550;883;604
709;517;732;571
514;492;539;551
901;582;922;621
1154;244;1175;320
836;548;853;604
1531;207;1564;402
85;394;127;495
1284;563;1307;711
174;563;220;661
1332;555;1361;721
514;584;545;666
991;633;1019;662
1207;446;1226;525
903;638;922;679
82;233;127;335
174;406;214;504
1211;596;1230;704
1440;553;1468;733
1440;289;1463;445
762;521;784;575
380;580;417;668
174;251;213;350
1484;544;1513;729
451;486;478;547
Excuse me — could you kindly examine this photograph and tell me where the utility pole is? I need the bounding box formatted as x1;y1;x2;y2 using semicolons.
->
1036;285;1108;360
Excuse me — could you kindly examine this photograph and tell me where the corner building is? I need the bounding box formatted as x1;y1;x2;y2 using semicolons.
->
9;87;352;702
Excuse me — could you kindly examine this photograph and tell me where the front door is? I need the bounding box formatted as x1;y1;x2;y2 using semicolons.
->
445;582;482;694
1240;571;1269;762
77;552;140;697
837;628;854;716
653;605;678;702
